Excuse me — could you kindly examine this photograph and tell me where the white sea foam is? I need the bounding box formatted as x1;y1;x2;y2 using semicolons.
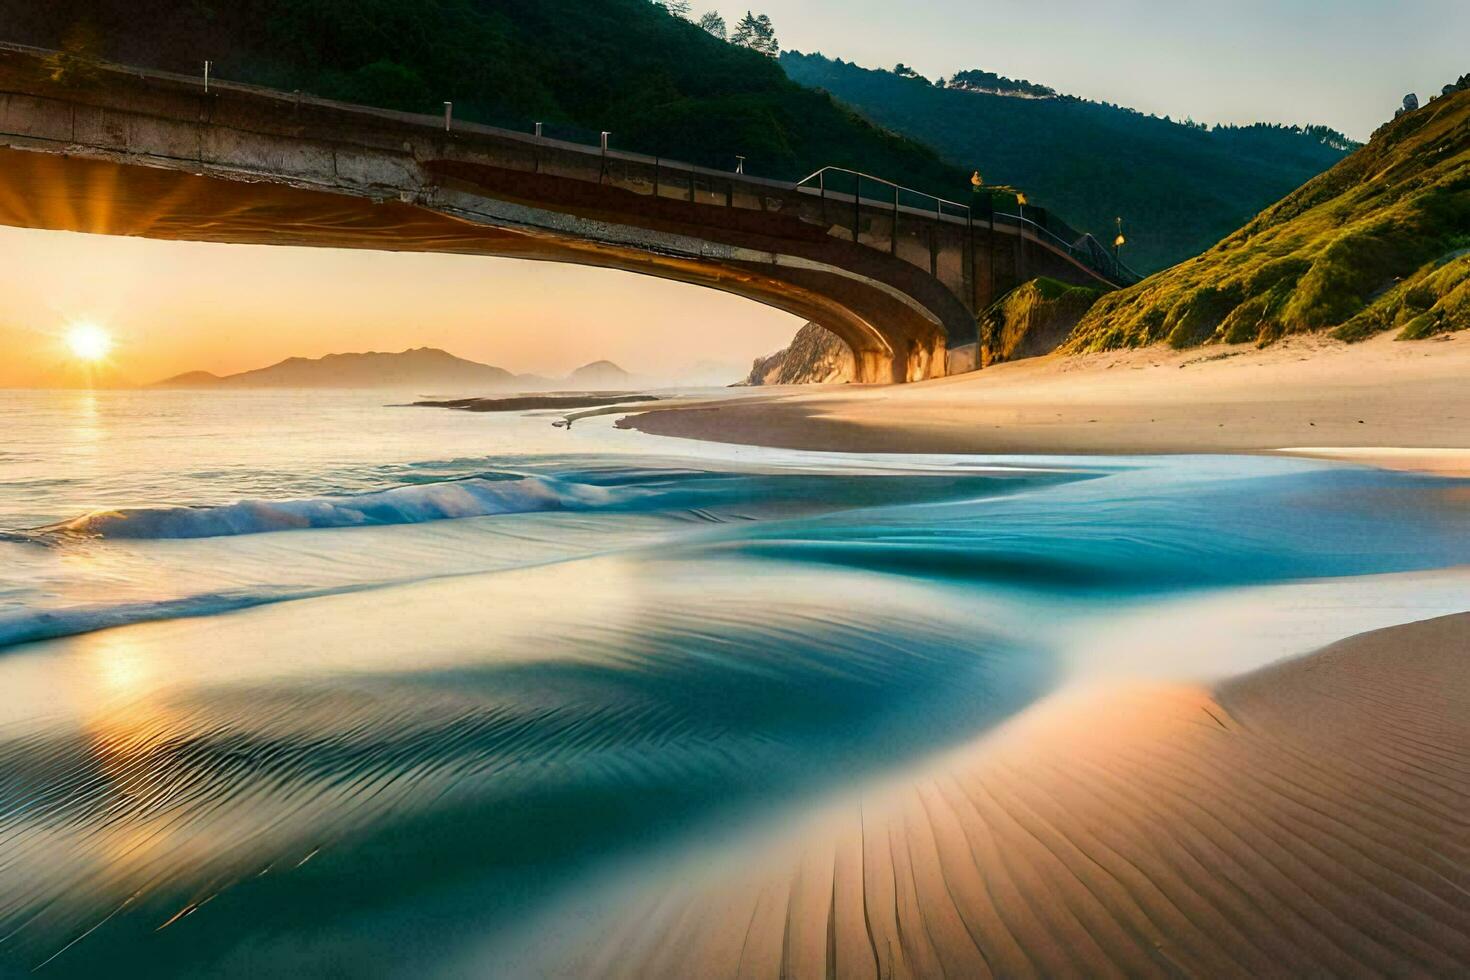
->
30;475;616;541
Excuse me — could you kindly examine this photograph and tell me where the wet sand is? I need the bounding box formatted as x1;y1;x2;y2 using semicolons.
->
571;612;1470;976
416;393;660;412
618;331;1470;475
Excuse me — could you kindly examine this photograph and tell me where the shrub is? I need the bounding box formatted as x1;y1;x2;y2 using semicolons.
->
1165;285;1243;347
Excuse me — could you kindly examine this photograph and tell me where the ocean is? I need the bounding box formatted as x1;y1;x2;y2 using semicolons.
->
0;387;1466;976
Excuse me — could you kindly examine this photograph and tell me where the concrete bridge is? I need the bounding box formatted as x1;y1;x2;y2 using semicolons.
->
0;43;1134;383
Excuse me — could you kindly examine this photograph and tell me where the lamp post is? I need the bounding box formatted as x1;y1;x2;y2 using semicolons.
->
1114;216;1126;262
970;171;985;314
1014;191;1029;283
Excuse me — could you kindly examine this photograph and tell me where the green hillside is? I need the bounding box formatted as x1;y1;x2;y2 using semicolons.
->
1070;85;1470;350
780;52;1353;272
6;0;963;190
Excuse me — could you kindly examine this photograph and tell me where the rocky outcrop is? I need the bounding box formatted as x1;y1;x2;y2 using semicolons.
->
740;322;856;385
979;278;1103;366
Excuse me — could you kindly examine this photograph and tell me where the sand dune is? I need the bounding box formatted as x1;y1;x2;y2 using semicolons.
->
565;613;1470;977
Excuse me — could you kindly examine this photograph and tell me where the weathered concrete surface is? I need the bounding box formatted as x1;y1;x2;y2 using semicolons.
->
0;44;1120;383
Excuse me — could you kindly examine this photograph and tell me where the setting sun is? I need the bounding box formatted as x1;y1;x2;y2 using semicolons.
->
65;323;113;362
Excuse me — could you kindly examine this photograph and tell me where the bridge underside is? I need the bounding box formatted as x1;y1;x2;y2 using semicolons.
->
0;148;949;383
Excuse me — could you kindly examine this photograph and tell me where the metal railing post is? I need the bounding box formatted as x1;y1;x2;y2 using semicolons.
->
967;207;977;312
534;121;543;138
203;60;211;93
443;102;452;132
988;198;996;306
891;184;900;255
852;175;860;243
1018;211;1027;283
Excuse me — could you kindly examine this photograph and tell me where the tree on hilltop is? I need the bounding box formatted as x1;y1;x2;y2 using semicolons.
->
697;10;726;39
731;11;778;56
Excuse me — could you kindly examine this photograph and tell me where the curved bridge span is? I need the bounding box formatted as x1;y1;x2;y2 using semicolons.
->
0;44;1133;382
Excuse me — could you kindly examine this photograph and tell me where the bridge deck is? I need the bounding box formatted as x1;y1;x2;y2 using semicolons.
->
0;42;1134;382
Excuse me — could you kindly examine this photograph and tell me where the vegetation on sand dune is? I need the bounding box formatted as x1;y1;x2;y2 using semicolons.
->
1068;86;1470;351
979;278;1103;366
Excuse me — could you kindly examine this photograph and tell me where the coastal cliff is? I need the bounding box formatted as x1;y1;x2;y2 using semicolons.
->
740;322;855;385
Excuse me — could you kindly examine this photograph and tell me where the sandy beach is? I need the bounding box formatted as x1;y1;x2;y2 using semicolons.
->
591;334;1470;974
572;612;1470;977
619;331;1470;475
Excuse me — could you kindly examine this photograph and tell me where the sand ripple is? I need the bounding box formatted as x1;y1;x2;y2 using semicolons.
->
569;613;1470;977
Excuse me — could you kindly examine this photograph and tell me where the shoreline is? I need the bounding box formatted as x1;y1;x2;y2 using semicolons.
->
615;331;1470;476
569;612;1470;976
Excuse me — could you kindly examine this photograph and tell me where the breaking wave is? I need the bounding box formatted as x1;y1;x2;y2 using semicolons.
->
19;474;619;541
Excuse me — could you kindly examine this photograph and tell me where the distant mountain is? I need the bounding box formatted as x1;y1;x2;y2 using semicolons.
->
151;370;223;388
1070;83;1470;349
152;348;519;390
567;360;633;387
150;348;642;391
779;52;1355;273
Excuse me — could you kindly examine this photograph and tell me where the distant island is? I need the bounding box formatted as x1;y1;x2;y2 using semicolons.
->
150;348;634;392
565;360;633;387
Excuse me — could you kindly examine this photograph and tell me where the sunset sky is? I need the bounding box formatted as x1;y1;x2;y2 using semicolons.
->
3;1;1463;388
0;227;800;387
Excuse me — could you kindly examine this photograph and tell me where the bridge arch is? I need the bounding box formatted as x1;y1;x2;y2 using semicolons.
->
0;43;1133;383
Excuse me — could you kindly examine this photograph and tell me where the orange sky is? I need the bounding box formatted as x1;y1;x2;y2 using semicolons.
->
0;225;802;388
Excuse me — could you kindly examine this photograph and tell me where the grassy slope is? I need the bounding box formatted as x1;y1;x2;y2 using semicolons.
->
1069;88;1470;351
4;0;964;191
979;278;1102;366
780;53;1351;273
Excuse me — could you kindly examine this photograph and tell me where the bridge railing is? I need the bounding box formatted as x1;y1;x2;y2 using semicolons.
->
0;41;1141;291
794;166;1140;288
994;212;1143;286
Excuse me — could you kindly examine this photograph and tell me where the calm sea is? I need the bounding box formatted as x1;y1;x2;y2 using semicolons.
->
0;387;1466;976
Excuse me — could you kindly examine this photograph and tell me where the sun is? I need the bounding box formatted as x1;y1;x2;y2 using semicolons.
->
66;323;113;362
